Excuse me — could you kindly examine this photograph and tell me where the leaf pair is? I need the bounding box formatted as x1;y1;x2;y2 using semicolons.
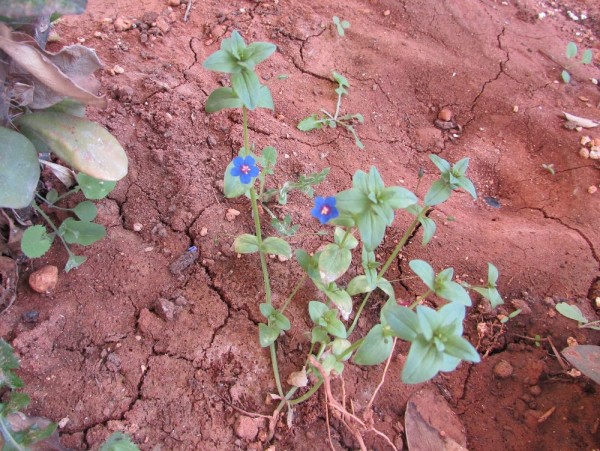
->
259;303;291;347
233;234;292;259
424;155;476;206
410;260;472;306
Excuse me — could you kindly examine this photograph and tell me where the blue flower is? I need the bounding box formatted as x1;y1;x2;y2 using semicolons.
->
230;155;260;184
311;196;339;224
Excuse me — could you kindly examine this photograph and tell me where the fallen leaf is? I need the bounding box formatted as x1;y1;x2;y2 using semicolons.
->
562;112;599;128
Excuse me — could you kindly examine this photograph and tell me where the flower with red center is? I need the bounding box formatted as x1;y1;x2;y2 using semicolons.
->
311;196;339;224
230;155;260;184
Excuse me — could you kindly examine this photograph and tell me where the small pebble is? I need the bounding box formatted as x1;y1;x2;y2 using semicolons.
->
153;298;175;321
513;105;519;113
29;265;58;293
567;336;578;347
226;208;241;222
438;108;453;121
493;360;514;379
58;417;70;429
114;17;133;32
529;385;542;396
200;227;208;237
588;185;598;194
234;416;259;440
133;222;143;232
207;135;217;148
579;147;590;159
383;9;391;16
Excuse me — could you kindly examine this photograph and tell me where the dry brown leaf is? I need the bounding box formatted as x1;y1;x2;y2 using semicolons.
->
0;23;106;109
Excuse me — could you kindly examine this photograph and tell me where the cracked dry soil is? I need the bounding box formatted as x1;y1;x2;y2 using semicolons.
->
1;0;599;449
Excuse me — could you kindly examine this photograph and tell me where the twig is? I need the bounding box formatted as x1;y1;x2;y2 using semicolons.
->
325;392;335;451
546;336;568;370
365;338;396;413
537;406;556;424
184;0;193;22
218;394;272;419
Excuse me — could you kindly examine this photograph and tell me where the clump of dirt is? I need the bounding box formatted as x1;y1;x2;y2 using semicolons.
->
1;0;598;449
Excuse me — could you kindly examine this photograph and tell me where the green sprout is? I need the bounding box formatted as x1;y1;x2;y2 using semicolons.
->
332;16;350;37
561;41;593;83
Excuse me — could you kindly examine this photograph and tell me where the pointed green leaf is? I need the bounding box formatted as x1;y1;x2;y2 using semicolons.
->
424;179;452;206
334;227;358;249
244;42;277;66
296;249;321;281
435;280;472;306
555;303;588;323
202;49;240;73
261;237;291;258
332;71;349;88
402;338;443;384
353;324;394;365
444;335;480;362
380;186;418;210
65;254;87;272
233;234;260;254
409;260;435;290
429;154;451;173
297;114;324;132
0;127;40;208
384;304;419;341
419;216;436;245
59;218;106;246
455;176;477;200
100;432;140;451
346;275;372;296
257;85;274;110
357;210;387;251
323;286;352;320
205;87;243;113
561;70;571;83
318;244;352;283
231;69;262;110
473;286;504;308
308;301;329;324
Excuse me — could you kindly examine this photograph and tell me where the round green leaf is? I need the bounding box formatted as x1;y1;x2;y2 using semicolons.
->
0;127;40;208
261;237;291;258
58;218;106;246
353;324;394;366
76;173;116;200
73;201;98;221
258;323;279;347
21;225;53;258
65;254;87;272
233;234;260;254
318;243;352;283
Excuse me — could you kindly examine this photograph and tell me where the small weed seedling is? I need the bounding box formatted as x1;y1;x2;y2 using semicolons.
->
561;41;593;83
298;71;365;149
556;302;600;330
541;163;555;175
332;16;350;37
204;30;504;443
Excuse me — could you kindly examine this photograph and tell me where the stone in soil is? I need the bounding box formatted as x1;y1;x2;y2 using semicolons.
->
28;265;58;293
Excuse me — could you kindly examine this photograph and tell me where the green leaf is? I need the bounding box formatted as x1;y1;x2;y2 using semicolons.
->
566;41;578;59
205;88;243;113
296;249;321;281
76;173;116;200
261;146;277;169
244;42;277;66
321;354;344;376
258;323;280;347
322;285;352;320
377;279;395;301
100;432;140;451
203;49;240;73
429;154;451;173
419;216;436;245
332;71;349;88
16;112;128;182
308;301;329;324
65;254;86;272
402;338;443;384
435;272;472;306
257;85;274;110
444;335;481;362
380;186;418;210
311;326;329;344
318;244;352;283
353;324;394;365
297;114;324;132
384;305;419;341
73;201;97;221
223;30;247;59
261;237;291;258
347;275;373;296
59;218;106;246
0;127;40;209
424;179;452;206
555;303;588;323
336;187;369;215
326;316;347;339
0;340;24;390
233;234;260;254
231;69;262;110
581;49;593;64
45;98;86;117
21;225;54;258
270;215;299;237
334;227;358;249
409;260;435;290
46;189;59;204
561;70;571;84
277;168;330;204
332;338;351;360
455;176;477;200
356;210;387;251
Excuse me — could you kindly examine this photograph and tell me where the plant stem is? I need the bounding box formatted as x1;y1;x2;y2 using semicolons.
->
280;274;307;314
32;203;73;256
334;90;343;120
242;106;250;156
347;208;426;336
410;289;432;309
0;417;25;451
288;379;323;405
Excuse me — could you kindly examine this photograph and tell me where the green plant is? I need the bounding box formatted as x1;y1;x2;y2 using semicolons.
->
555;302;600;330
561;41;593;83
0;1;128;271
100;432;140;451
541;163;555;175
0;339;57;449
297;71;364;149
332;16;350;37
204;30;503;440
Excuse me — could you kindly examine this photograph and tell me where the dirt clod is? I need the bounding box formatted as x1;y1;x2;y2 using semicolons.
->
113;17;133;31
153;298;176;321
28;265;58;293
234;416;259;440
438;108;453;121
493;360;514;379
226;209;241;222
